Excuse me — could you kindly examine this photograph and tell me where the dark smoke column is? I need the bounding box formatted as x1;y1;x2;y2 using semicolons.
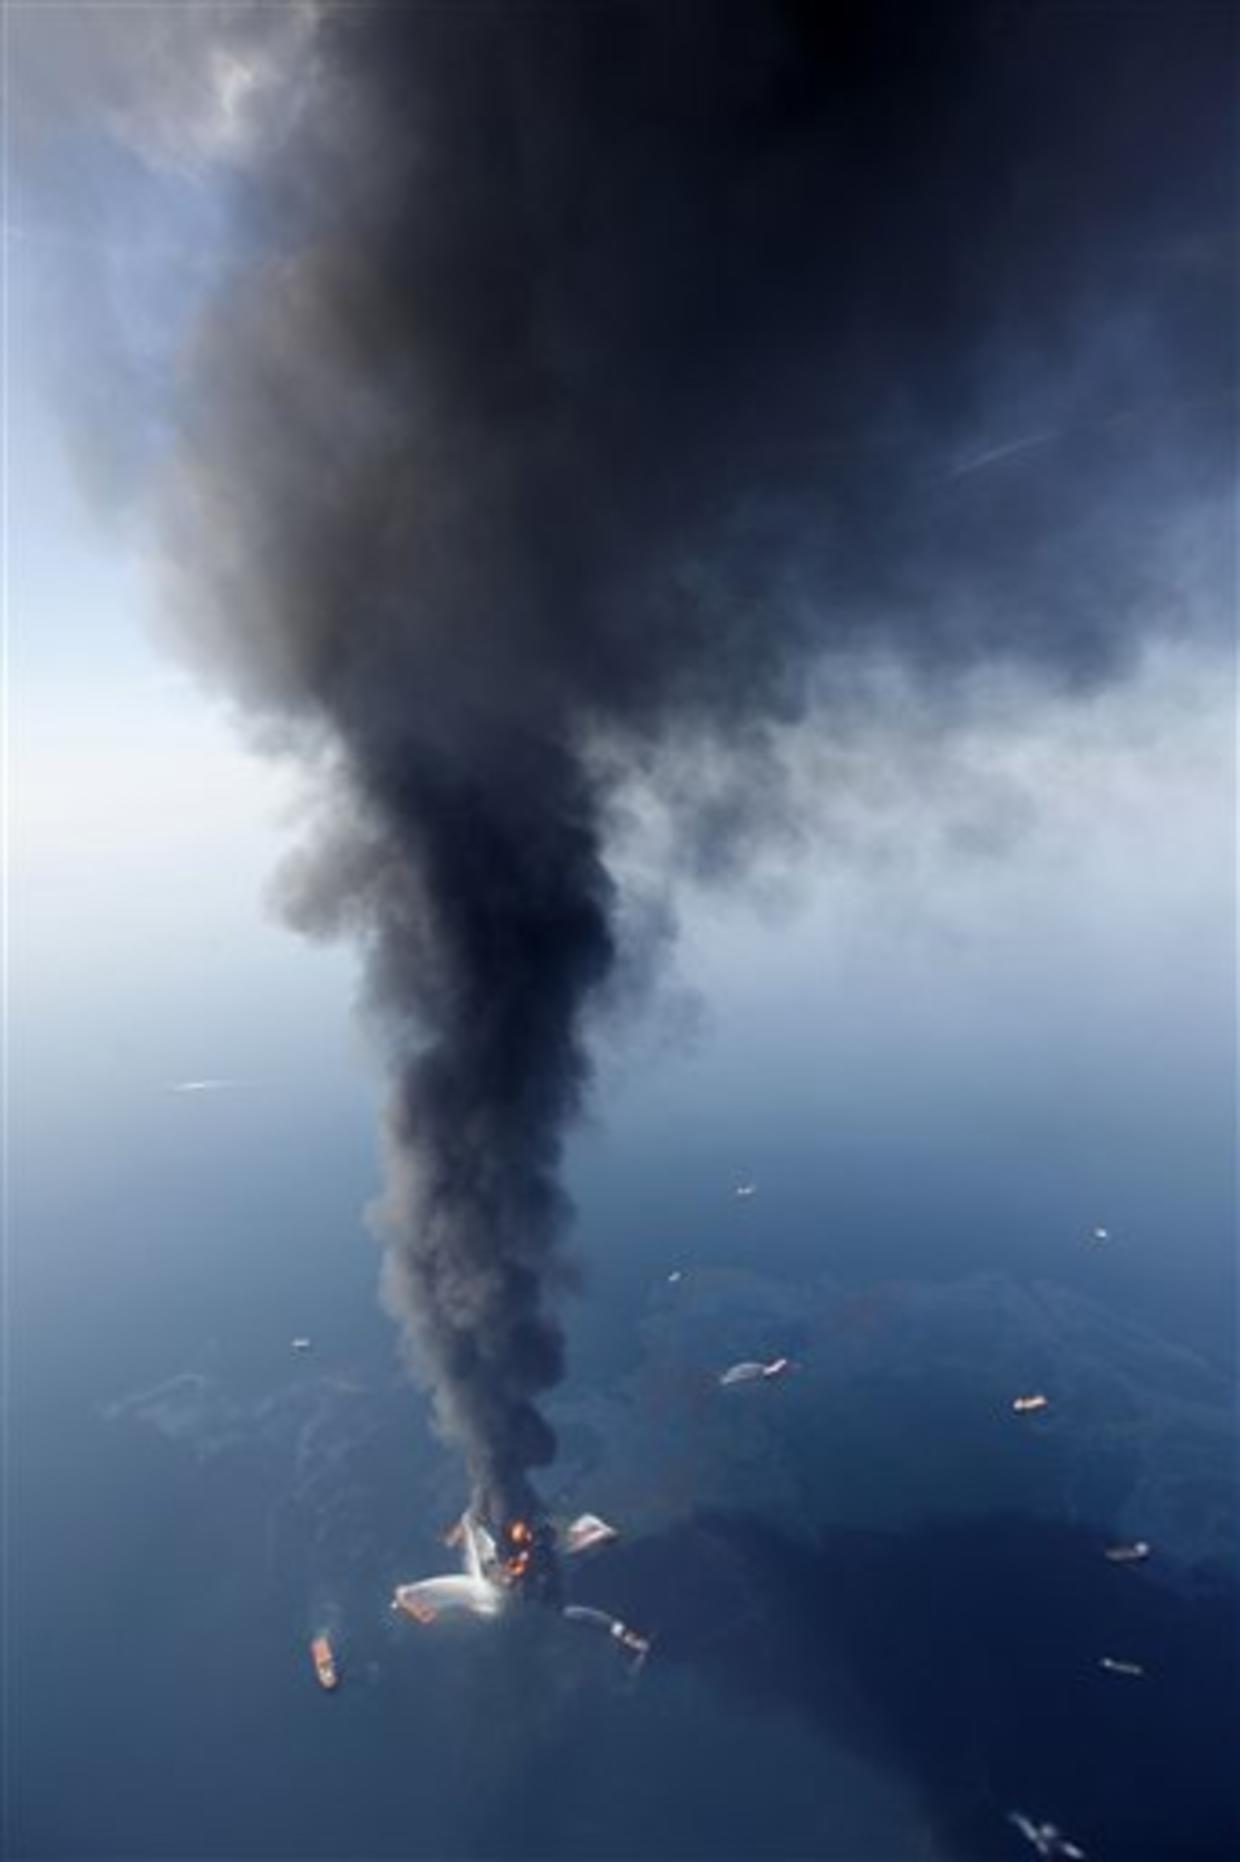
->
368;743;615;1526
168;5;835;1526
165;3;1232;1526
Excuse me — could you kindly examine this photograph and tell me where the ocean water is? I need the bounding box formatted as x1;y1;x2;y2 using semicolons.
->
10;1019;1237;1860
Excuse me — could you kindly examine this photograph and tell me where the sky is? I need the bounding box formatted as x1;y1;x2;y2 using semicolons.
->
9;0;1235;1375
11;390;1232;1349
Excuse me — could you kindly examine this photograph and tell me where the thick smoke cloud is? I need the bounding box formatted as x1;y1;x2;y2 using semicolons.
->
154;4;1232;1520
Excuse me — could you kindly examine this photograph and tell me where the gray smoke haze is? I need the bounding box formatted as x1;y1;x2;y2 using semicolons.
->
25;4;1232;1521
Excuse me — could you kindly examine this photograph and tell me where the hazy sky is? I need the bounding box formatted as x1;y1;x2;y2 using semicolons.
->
9;4;1234;1380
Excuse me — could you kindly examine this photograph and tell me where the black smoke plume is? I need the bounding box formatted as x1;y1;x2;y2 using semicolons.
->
161;4;1232;1523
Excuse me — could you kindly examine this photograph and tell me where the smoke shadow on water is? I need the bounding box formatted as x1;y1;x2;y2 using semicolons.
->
593;1509;1239;1862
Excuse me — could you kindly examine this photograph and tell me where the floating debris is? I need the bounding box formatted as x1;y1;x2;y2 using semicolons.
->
733;1180;757;1200
1088;1225;1110;1242
667;1270;683;1285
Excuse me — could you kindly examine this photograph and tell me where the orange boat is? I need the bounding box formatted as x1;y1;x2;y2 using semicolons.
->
310;1635;339;1691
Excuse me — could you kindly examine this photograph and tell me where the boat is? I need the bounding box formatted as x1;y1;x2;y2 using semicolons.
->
311;1635;339;1690
1099;1655;1145;1677
1104;1540;1151;1565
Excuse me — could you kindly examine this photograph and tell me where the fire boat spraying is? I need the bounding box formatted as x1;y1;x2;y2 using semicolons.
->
392;1501;649;1669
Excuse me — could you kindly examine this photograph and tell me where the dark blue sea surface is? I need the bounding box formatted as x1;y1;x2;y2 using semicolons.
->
11;1052;1237;1859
